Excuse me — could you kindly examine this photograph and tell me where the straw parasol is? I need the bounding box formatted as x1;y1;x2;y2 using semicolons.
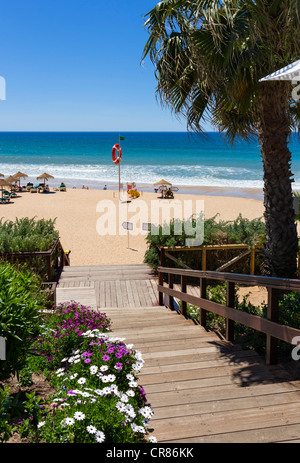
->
0;173;4;178
37;172;54;186
4;176;16;184
154;179;172;186
0;178;13;197
154;179;172;198
13;171;28;186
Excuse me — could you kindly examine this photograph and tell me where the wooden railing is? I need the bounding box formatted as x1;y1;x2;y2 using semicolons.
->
0;238;70;282
158;266;300;365
160;243;264;274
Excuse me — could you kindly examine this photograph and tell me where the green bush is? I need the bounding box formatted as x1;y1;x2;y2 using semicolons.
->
0;262;47;381
0;217;59;253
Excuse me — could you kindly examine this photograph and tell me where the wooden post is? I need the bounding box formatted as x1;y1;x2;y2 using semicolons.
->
266;287;279;365
202;248;207;271
169;273;174;310
61;244;64;269
158;271;164;306
226;281;235;342
160;247;165;267
200;277;207;326
47;255;52;282
181;275;187;317
250;248;256;275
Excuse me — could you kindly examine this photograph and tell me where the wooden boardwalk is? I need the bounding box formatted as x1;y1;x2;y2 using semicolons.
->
56;264;159;309
56;264;300;443
104;306;300;443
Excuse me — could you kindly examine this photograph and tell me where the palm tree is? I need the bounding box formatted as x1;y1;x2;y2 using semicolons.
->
143;0;300;278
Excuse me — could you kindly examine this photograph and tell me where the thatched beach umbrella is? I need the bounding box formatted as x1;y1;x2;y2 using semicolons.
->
37;172;54;186
0;173;4;178
4;176;16;184
0;178;12;197
154;179;172;198
3;176;17;193
154;179;172;186
13;171;28;186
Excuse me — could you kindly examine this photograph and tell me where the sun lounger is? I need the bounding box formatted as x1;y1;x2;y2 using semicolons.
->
0;197;10;204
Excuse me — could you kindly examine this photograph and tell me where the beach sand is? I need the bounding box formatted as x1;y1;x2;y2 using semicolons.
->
1;186;268;306
1;187;265;267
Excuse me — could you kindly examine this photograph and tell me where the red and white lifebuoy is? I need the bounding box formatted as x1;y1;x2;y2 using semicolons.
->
112;143;122;165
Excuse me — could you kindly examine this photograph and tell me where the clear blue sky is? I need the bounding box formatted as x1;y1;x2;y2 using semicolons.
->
0;0;213;132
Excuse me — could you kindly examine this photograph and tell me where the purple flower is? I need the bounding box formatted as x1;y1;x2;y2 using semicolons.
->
102;354;110;362
115;362;123;370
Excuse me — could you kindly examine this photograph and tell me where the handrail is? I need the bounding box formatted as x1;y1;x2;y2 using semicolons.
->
0;238;70;281
158;266;300;290
157;266;300;365
159;243;264;275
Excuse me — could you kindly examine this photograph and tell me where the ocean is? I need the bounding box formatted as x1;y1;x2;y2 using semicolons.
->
0;131;300;196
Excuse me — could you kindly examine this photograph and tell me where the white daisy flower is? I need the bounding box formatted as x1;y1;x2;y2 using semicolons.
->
107;374;116;382
135;351;143;360
56;368;65;374
37;421;45;428
100;365;108;372
116;401;126;412
139;406;154;419
110;384;119;394
70;373;78;380
89;365;98;375
74;411;85;421
61;417;75;426
126;389;135;397
129;381;138;388
126;374;134;381
87;425;97;434
95;430;105;443
137;426;146;433
77;377;86;385
149;436;157;443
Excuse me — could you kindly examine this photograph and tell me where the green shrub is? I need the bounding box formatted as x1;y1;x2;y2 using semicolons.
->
0;217;59;253
0;386;16;442
0;262;47;381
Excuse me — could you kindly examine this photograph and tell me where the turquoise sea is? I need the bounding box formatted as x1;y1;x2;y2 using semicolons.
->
0;132;300;196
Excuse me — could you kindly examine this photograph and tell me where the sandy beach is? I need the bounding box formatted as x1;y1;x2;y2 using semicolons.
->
0;186;265;267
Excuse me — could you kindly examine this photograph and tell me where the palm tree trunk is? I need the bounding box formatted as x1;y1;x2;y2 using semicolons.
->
257;81;298;278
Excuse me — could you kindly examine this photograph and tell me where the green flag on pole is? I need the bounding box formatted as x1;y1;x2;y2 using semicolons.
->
119;136;125;140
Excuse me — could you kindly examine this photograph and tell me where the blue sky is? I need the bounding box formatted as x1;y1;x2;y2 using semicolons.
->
0;0;213;132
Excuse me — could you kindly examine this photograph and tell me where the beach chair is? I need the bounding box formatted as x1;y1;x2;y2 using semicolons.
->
0;196;10;204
